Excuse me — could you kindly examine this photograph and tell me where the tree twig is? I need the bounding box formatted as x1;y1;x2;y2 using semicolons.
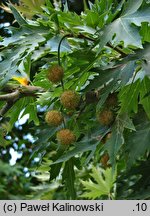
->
0;90;19;101
0;101;15;117
0;85;45;117
107;42;127;58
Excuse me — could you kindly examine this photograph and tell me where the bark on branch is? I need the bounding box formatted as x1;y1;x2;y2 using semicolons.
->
0;85;45;117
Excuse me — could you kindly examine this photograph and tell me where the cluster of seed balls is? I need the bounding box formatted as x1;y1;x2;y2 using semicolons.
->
45;64;118;146
45;64;80;145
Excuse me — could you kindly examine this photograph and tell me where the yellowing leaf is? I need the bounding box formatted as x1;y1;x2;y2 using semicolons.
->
12;76;29;86
13;0;46;18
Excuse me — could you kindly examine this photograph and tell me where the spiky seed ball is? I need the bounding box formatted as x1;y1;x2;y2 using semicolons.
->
47;64;64;83
105;93;118;107
60;90;80;110
85;91;98;104
45;110;63;126
57;129;76;145
97;109;114;126
101;153;109;167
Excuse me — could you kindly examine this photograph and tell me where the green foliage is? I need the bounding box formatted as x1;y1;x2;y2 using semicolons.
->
97;2;150;50
119;80;140;114
12;0;46;18
62;158;76;199
0;160;32;199
140;77;150;118
81;166;117;199
116;158;150;199
126;119;150;166
104;119;124;166
0;0;150;200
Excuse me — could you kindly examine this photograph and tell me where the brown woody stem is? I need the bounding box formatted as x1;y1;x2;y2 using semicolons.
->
0;85;44;117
